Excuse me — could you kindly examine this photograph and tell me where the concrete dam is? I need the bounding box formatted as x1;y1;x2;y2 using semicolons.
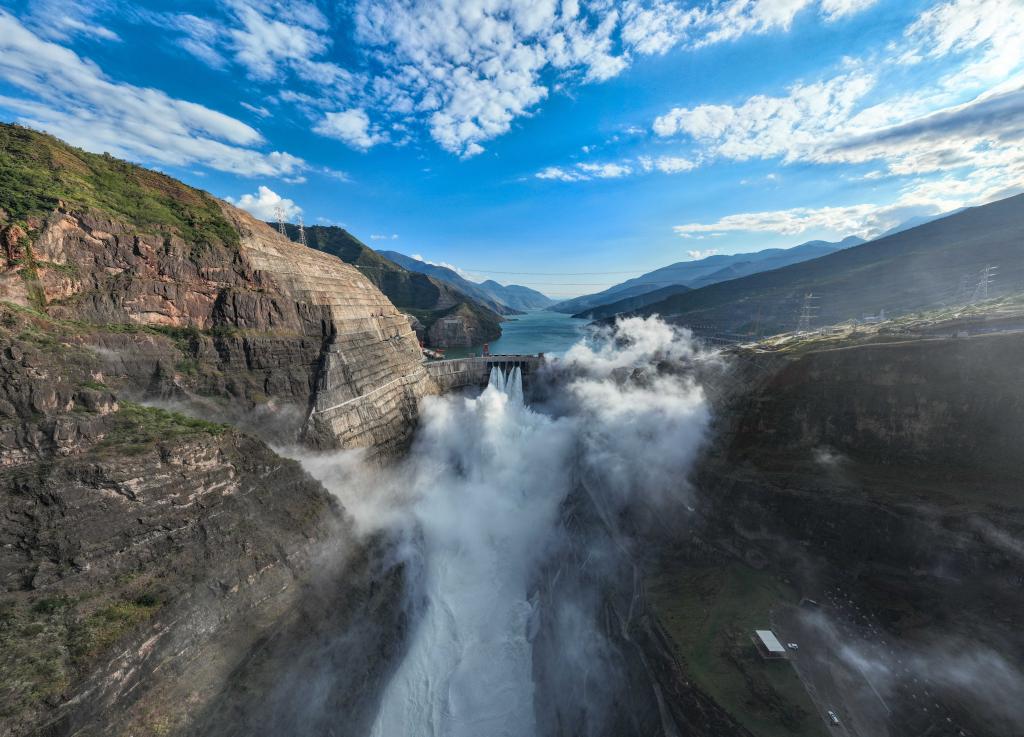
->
425;354;545;392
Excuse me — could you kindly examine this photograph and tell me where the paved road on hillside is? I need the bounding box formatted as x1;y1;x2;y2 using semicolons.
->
773;605;892;737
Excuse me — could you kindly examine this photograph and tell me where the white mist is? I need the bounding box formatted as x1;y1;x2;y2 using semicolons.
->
295;317;713;737
371;366;575;737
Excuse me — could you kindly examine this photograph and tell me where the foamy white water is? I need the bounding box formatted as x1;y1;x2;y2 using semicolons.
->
371;367;574;737
296;318;712;737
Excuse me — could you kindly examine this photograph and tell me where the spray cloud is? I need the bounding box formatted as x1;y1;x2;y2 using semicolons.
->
292;316;716;736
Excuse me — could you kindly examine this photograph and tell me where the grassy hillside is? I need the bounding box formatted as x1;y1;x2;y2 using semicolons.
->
631;194;1024;335
0;123;237;248
551;237;860;315
573;283;690;319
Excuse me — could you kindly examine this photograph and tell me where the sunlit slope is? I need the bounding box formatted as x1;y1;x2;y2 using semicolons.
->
553;237;861;315
280;223;504;343
629;194;1024;334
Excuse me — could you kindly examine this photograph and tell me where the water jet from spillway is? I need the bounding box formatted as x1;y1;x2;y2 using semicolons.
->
295;318;713;737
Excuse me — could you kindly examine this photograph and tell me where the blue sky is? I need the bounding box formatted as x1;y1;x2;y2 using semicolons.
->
1;0;1022;298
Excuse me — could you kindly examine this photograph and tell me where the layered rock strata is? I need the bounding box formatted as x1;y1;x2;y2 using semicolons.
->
0;203;437;455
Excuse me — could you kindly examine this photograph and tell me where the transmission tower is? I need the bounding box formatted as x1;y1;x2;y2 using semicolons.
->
297;213;308;248
955;273;972;304
274;206;286;236
796;293;819;333
970;264;997;304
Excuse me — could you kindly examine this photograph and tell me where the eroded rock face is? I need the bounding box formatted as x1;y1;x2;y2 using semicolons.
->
0;204;437;455
0;307;408;737
683;334;1024;737
0;129;424;736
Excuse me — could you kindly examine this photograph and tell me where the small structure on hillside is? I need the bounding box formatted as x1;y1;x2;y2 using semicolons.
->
862;308;887;324
753;629;787;659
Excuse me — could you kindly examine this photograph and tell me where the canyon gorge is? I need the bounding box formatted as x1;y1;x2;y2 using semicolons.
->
2;125;1023;737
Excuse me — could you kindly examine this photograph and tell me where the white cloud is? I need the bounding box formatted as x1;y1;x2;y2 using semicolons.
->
537;155;697;181
653;70;876;163
0;12;305;178
21;0;121;42
579;162;633;178
353;0;629;156
536;161;632;181
227;185;301;220
370;234;399;240
670;161;1024;240
638;154;697;173
820;0;879;21
687;248;719;259
536;166;588;182
828;81;1024;176
674;202;888;238
133;0;884;159
898;0;1024;88
158;1;357;102
314;108;387;150
349;0;877;156
621;0;878;55
240;101;271;117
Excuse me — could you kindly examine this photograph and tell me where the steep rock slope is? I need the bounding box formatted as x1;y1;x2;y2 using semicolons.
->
664;329;1024;737
0;124;436;454
0;305;406;736
381;249;552;312
285;224;504;347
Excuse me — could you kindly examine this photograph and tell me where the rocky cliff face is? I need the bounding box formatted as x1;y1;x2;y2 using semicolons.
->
425;301;502;348
0;125;429;736
674;331;1024;736
282;223;506;349
0;303;392;736
0;201;436;455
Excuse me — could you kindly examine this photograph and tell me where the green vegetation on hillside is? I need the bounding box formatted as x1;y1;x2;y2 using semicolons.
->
282;223;448;308
627;195;1024;335
0;124;237;247
1;589;162;723
100;402;227;454
648;562;826;737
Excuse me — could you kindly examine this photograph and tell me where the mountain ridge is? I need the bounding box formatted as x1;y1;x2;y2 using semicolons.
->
380;250;553;312
278;224;505;348
624;193;1024;334
551;236;864;315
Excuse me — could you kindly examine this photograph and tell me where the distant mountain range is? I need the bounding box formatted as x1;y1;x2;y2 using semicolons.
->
277;224;504;347
551;236;865;316
379;251;554;313
612;193;1024;335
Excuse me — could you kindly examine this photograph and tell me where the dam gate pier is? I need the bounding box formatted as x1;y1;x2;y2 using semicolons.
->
425;354;544;392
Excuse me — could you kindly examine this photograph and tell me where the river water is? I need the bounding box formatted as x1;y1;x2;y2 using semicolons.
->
443;310;589;358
